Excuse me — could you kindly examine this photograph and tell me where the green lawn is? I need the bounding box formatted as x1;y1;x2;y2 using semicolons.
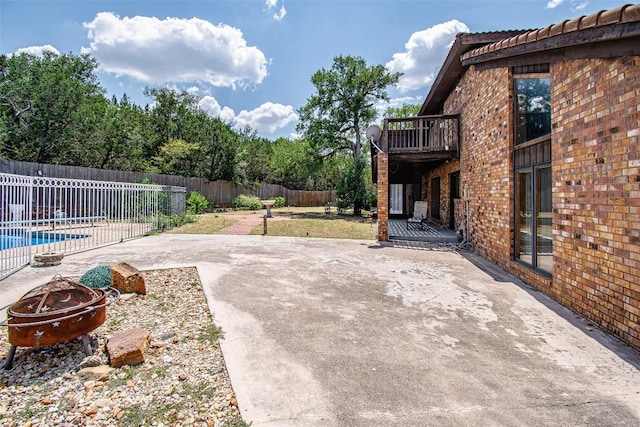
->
250;216;376;240
170;207;377;240
167;214;237;234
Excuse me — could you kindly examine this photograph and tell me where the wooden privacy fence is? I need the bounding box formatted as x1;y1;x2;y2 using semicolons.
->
1;159;335;207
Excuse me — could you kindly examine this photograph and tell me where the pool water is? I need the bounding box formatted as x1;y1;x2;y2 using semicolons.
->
0;230;90;250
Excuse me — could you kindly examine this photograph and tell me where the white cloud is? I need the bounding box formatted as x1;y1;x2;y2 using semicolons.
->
15;45;60;57
198;97;297;133
386;20;470;92
546;0;564;9
234;102;298;134
374;96;422;116
81;12;268;89
198;96;236;123
547;1;590;11
288;131;302;140
384;96;422;109
186;86;200;96
266;0;286;21
273;6;287;21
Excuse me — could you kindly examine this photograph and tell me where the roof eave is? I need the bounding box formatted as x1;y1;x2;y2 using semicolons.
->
418;31;528;116
462;21;640;67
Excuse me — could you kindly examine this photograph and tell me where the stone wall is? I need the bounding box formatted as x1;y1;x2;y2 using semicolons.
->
551;57;640;348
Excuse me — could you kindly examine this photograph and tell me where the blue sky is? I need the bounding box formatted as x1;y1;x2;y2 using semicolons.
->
0;0;624;139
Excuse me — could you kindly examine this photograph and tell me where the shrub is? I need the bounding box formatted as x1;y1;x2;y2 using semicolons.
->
187;191;211;214
156;212;197;231
79;265;112;289
364;191;377;211
232;195;262;210
335;156;367;216
273;196;286;207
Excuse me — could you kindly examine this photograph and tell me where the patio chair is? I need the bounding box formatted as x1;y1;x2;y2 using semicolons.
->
407;201;428;230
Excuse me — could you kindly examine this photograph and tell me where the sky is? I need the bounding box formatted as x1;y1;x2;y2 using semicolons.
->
0;0;625;140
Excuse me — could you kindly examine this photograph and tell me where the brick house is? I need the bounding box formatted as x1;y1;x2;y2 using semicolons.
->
374;4;640;349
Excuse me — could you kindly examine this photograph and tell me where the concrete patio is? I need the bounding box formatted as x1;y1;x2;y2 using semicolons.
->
1;234;639;426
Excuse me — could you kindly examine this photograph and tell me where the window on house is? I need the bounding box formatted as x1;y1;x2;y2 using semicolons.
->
515;164;552;275
514;74;550;145
513;65;552;275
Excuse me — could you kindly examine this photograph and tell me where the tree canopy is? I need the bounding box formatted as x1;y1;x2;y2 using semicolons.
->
296;55;399;214
0;50;398;205
0;51;104;163
384;103;421;119
0;51;345;191
297;55;401;159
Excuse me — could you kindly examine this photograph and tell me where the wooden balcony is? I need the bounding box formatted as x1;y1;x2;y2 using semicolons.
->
372;115;460;182
381;114;460;158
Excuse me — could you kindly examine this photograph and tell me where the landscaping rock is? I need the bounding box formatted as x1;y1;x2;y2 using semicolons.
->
111;262;146;295
106;328;151;367
0;267;241;425
78;355;104;369
77;365;113;381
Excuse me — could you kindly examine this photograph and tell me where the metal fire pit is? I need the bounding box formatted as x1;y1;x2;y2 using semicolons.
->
1;276;119;370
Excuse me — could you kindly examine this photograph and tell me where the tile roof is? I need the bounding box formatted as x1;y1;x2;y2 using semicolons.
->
462;3;640;62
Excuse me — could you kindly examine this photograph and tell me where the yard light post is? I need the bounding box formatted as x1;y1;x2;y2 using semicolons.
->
263;211;267;235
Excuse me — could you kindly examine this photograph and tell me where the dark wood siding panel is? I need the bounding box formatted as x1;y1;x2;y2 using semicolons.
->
514;138;551;168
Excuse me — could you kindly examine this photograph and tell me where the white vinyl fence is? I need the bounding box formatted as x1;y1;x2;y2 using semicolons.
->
0;173;186;280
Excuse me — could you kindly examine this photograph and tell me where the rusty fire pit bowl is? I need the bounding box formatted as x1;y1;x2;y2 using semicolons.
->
6;277;107;348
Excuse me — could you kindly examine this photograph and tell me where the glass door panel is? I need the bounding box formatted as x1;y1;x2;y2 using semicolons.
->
389;184;403;215
516;170;532;264
536;166;553;274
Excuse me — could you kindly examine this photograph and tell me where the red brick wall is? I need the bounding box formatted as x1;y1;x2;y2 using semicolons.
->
428;56;640;349
551;57;640;348
377;153;389;241
439;67;514;266
423;160;463;230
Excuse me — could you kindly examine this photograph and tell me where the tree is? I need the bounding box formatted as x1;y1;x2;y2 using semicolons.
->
0;51;104;163
153;138;201;176
297;55;400;213
297;55;401;159
143;87;200;159
194;113;240;181
335;156;368;216
143;87;241;181
66;94;150;171
236;125;273;185
384;103;421;119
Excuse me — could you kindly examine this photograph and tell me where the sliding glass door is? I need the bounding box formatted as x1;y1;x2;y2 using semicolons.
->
515;165;551;275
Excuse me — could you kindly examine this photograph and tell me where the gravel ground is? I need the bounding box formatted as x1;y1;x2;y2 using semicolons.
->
0;267;243;426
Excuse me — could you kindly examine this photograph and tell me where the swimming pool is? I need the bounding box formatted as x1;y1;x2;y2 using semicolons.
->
0;230;90;250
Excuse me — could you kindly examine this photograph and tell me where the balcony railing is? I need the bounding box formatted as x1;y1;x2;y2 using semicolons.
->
382;115;460;154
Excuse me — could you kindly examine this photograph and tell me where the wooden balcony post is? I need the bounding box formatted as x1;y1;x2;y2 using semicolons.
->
418;118;424;151
382;119;389;152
